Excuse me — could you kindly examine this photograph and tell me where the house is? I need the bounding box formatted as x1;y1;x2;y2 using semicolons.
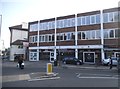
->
28;7;120;64
9;22;28;61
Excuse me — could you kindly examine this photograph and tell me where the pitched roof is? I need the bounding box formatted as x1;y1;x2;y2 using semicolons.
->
9;25;28;31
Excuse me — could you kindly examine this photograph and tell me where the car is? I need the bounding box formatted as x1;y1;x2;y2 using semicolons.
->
102;57;118;66
111;57;118;66
62;57;83;65
102;58;110;65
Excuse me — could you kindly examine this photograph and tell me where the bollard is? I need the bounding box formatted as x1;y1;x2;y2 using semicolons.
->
47;63;53;74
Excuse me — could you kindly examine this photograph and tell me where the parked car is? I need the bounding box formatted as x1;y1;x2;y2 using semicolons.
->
102;57;118;66
102;58;110;65
111;57;118;66
62;57;83;65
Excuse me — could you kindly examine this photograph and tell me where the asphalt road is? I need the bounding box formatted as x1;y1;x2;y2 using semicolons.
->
2;61;119;87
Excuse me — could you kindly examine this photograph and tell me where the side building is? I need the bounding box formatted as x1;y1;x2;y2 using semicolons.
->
28;7;120;64
9;23;28;61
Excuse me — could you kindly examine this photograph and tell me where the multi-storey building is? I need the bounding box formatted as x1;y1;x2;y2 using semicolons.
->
28;7;120;64
9;23;28;61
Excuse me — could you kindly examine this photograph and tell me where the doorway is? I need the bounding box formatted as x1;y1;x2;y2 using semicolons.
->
83;52;95;64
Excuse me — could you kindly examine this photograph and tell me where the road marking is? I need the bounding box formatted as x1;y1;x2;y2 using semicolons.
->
78;76;118;79
28;77;60;81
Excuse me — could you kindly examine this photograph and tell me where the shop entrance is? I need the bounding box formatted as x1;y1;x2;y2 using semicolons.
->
83;52;95;64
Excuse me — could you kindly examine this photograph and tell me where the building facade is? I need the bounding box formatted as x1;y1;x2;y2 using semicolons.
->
9;23;28;61
28;7;120;64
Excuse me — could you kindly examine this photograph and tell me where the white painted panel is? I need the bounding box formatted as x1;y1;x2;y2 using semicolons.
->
12;30;28;42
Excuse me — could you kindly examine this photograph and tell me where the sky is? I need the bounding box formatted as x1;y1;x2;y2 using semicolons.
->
0;0;120;48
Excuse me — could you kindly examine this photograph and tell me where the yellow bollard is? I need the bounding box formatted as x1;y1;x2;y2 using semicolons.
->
47;63;52;74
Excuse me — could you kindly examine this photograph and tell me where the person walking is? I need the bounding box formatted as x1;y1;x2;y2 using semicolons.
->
109;57;113;69
18;55;24;69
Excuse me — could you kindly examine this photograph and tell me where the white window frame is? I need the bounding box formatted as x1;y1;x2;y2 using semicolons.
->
86;16;90;25
90;15;96;24
103;13;109;23
81;17;86;25
108;12;114;22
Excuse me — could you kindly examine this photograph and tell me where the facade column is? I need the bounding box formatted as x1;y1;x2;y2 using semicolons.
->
37;21;40;61
75;14;78;59
54;18;57;61
100;10;105;61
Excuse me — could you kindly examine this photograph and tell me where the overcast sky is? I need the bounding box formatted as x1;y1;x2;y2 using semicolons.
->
1;0;120;48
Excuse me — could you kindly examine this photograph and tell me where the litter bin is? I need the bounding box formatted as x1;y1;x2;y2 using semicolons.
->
54;60;57;66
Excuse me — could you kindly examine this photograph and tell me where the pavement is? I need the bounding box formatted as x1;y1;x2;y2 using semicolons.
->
2;59;118;70
2;60;118;83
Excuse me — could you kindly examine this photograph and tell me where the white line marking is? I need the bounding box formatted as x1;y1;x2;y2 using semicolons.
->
28;77;60;81
78;77;118;79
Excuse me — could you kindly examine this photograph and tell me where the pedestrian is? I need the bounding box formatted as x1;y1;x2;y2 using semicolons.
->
18;55;24;69
109;57;113;69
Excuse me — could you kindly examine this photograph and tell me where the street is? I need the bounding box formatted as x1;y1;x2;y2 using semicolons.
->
2;60;119;88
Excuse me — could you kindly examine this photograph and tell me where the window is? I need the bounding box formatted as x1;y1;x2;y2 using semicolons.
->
64;33;67;40
86;31;90;39
114;12;118;22
71;32;75;40
96;30;101;39
52;35;55;41
81;17;86;25
104;30;109;38
30;52;37;61
64;19;68;27
48;22;52;29
91;30;95;39
86;16;90;25
78;32;81;39
29;36;32;43
41;35;45;42
18;45;23;49
45;35;48;42
103;13;108;23
32;36;35;42
66;33;71;40
77;17;81;26
57;20;64;28
57;34;60;41
91;15;96;24
39;35;41;42
35;35;37;42
71;18;75;27
108;12;114;22
109;29;114;38
49;35;52;42
60;33;64;41
96;14;100;24
30;23;38;32
81;32;86;39
115;29;120;38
